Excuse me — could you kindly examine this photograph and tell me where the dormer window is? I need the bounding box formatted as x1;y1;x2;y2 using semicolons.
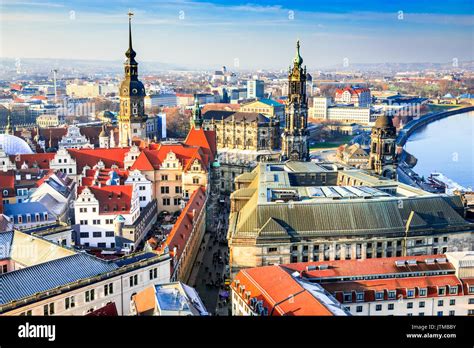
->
449;286;458;295
356;292;364;302
407;289;415;298
419;288;427;297
343;293;352;303
438;287;446;296
375;291;384;300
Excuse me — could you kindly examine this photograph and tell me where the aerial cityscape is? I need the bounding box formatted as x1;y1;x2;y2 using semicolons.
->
0;0;472;344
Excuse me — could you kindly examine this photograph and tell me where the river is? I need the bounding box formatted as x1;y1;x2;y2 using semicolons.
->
404;110;474;189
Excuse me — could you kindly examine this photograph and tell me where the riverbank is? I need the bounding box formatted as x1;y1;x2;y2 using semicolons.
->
398;108;473;192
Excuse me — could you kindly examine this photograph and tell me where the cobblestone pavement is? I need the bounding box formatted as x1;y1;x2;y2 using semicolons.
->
188;200;230;316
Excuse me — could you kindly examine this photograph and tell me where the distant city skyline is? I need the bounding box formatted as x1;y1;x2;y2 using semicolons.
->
1;0;473;70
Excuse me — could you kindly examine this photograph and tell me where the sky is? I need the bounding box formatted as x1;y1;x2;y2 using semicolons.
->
0;0;473;70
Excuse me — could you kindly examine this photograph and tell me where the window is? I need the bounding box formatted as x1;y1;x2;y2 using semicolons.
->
407;302;413;309
161;186;169;194
104;283;113;296
161;175;168;181
469;286;474;294
105;231;114;237
268;247;278;253
388;291;396;299
92;219;100;225
469;298;474;305
65;296;75;310
98;242;106;248
175;186;182;194
43;303;54;316
449;299;455;306
80;220;88;225
437;311;443;316
85;289;95;302
343;293;352;303
449;310;455;316
129;274;138;287
407;289;415;298
438;300;444;306
162;198;170;206
419;288;427;297
419;301;425;308
356;305;363;313
173;198;180;206
291;245;298;252
80;232;89;238
375;304;382;311
356;293;364;302
149;268;158;280
79;208;87;213
193;177;199;184
388;303;394;310
449;286;458;295
1;265;7;273
438;288;446;296
375;292;384;300
93;232;102;238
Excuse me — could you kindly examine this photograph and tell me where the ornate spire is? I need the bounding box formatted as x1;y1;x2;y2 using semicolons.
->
191;94;203;129
125;11;137;64
4;111;12;135
293;39;303;67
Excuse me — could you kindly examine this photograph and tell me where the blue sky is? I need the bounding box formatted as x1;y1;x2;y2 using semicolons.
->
0;0;473;69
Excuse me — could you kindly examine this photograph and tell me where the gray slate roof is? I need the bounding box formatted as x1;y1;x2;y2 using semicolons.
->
0;253;118;305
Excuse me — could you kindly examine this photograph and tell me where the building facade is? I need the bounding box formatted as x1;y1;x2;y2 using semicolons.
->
227;162;474;277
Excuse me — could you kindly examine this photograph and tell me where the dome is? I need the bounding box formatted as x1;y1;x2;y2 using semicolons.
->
374;115;394;128
0;134;33;155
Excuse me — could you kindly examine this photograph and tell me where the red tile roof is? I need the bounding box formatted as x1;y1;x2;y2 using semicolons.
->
0;171;15;197
283;254;454;279
184;127;217;163
78;185;133;215
233;265;333;316
131;143;208;172
154;187;206;267
68;148;130;172
324;275;463;302
85;302;118;316
10;153;55;169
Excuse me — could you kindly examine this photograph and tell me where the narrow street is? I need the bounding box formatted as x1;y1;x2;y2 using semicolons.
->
188;198;230;316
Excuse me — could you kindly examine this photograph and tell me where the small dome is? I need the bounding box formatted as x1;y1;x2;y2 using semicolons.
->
374;115;394;128
212;161;221;168
0;134;33;155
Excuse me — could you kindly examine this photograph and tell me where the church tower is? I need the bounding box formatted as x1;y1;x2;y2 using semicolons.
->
118;12;147;147
368;115;398;179
281;40;309;161
190;94;203;130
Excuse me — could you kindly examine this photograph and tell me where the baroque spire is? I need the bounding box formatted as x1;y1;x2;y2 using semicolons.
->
125;11;137;64
293;39;303;67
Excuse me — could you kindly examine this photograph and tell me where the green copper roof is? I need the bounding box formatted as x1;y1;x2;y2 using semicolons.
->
293;40;303;66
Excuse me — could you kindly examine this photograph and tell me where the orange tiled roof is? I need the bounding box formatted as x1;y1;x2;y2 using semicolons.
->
184;127;217;163
10;153;55;169
283;254;454;279
133;286;157;314
68;148;130;172
154;187;206;266
233;265;333;316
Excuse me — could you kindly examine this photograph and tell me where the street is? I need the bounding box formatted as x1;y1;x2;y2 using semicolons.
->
187;199;230;316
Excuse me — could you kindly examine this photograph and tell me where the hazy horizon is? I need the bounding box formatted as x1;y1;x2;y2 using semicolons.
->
1;0;473;70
